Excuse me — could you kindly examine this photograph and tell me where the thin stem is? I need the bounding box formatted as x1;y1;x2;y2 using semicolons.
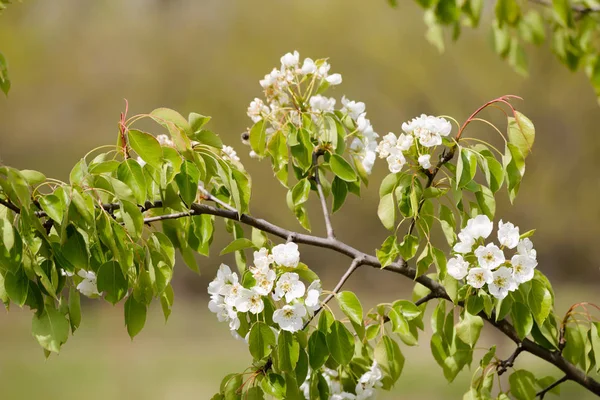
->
0;198;21;214
312;149;335;239
415;292;438;307
536;375;569;399
198;185;238;213
303;256;364;329
496;344;524;375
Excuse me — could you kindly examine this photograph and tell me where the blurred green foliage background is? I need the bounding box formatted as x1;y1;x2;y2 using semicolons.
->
0;0;599;398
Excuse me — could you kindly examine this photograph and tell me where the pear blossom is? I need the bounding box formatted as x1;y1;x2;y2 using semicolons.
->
280;51;300;68
208;294;240;331
326;73;343;85
273;303;307;332
464;215;494;240
235;288;265;314
208;264;237;295
252;247;273;272
253;269;276;296
359;149;377;174
401;114;452;148
273;272;306;303
418;154;432;169
497;220;520;249
247;98;270;123
488;267;516;299
467;267;493;288
272;242;300;267
300;58;316;74
474;243;506;270
76;270;102;297
156;134;174;147
517;238;537;259
376;133;397;159
447;255;469;280
305;280;322;313
223;280;244;306
453;231;475;254
511;254;537;283
309;95;336;113
397;133;414;151
222;145;240;162
341;96;366;120
386;152;406;174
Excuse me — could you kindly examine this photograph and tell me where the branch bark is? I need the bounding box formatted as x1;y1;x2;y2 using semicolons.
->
537;375;569;399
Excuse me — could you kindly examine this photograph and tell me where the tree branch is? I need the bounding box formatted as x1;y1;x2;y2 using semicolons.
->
537;375;569;399
312;149;335;239
0;198;21;214
496;343;524;375
414;291;439;307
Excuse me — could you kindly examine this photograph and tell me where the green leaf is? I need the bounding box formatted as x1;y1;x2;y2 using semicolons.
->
398;234;419;261
336;291;363;326
552;0;573;28
128;129;164;169
507;111;535;158
388;308;418;346
222;373;242;400
189;112;212;132
0;218;22;273
329;154;357;182
475;185;495;219
261;373;286;398
174;161;200;207
117;159;147;205
68;285;81;333
326;321;354;365
277;331;300;372
160;284;174;322
509;369;537;400
97;261;128;304
456;311;484;347
291;179;311;207
456;147;477;188
308;330;329;369
220;238;255;255
20;169;46;186
4;268;28;306
331;177;347;213
250;120;267;157
511;302;533;340
124;295;147;339
495;0;520;27
416;244;433;278
438;204;456;246
376;235;400;268
528;279;553;326
120;200;144;240
377;192;396;231
0;51;10;95
375;336;404;389
31;305;69;353
590;323;600;373
248;322;276;361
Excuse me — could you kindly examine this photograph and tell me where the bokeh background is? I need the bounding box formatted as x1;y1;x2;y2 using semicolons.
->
1;1;599;399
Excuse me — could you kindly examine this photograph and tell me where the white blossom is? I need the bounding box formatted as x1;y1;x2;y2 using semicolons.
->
156;134;174;147
272;242;300;267
418;154;432;169
488;267;515;299
453;231;475;254
447;255;469;280
273;272;306;303
386;152;406;174
305;280;322;313
280;50;300;68
326;73;343;85
464;215;494;240
222;145;240;162
208;294;239;331
252;247;273;272
376;133;397;159
273;303;307;332
253;269;276;296
208;264;236;296
76;270;101;297
341;96;366;120
517;238;537;259
401;114;452;148
511;254;537;283
247;97;270;123
300;58;317;75
235;288;265;314
360;150;376;175
309;95;336;113
397;133;414;151
474;243;506;270
223;280;244;306
467;267;493;289
497;220;520;249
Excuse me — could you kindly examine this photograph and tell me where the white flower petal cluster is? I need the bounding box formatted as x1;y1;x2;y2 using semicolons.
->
208;244;323;335
221;145;240;162
301;360;383;399
447;216;538;299
245;51;379;175
401;114;452;148
76;270;102;297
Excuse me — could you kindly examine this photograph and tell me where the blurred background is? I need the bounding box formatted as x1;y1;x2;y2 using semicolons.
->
1;0;599;399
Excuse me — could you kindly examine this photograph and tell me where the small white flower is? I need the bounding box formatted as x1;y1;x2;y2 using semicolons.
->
76;270;102;297
208;264;236;295
488;266;515;299
497;220;520;249
156;134;174;147
316;62;331;79
252;247;273;272
397;133;414;151
273;303;307;332
467;267;493;289
326;73;342;85
272;242;300;267
453;231;475;254
224;280;244;306
222;145;240;162
247;97;270;123
309;95;336;113
511;254;538;284
341;96;366;120
305;280;322;313
332;393;357;400
376;133;397;159
464;215;494;240
418;154;432;169
61;269;74;277
517;238;537;259
474;243;506;270
253;269;276;296
300;58;316;74
359;361;384;388
361;150;376;175
386;152;406;174
447;255;469;280
273;272;306;303
280;51;300;68
235;288;265;314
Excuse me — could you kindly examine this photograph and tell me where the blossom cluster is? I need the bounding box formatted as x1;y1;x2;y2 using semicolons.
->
300;361;384;400
244;51;379;174
447;215;538;299
61;269;102;298
376;114;452;174
207;242;322;336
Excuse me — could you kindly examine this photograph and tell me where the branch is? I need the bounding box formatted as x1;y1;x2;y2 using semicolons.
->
303;256;364;329
0;198;21;214
496;343;524;375
528;0;600;14
537;375;569;399
312;149;335;239
414;291;438;307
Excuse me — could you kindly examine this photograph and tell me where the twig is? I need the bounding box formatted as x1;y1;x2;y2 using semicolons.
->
143;211;192;224
415;291;439;307
312;149;335;239
497;344;524;375
303;256;364;329
197;185;238;213
0;198;21;214
536;375;569;399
